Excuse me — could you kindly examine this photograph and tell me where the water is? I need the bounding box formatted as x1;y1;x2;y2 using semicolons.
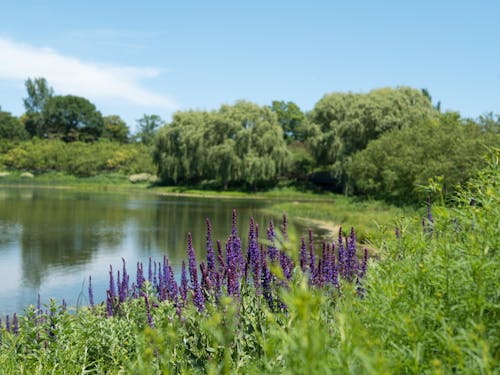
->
0;187;327;315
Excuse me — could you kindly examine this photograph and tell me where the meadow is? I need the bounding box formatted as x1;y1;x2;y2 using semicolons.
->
0;149;497;374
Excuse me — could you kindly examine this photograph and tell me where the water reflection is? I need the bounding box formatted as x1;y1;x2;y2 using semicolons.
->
0;187;326;314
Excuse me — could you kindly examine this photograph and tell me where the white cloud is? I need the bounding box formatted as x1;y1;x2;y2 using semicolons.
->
0;36;177;109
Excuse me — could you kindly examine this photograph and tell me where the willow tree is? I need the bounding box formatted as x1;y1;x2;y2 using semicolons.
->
154;101;289;188
308;86;438;190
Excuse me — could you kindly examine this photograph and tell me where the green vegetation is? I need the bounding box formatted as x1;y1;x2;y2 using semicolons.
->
0;139;154;177
0;149;498;374
347;112;500;202
154;101;289;189
1;78;499;207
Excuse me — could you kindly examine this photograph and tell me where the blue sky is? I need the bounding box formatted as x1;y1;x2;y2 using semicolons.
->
0;1;498;131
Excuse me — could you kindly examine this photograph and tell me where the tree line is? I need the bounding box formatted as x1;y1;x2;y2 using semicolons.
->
1;77;499;202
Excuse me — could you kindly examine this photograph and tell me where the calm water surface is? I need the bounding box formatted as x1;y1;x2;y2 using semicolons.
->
0;187;327;315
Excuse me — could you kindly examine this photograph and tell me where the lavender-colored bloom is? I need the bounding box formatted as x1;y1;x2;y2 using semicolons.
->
88;276;94;307
200;261;211;295
279;251;293;280
5;315;10;333
144;295;154;328
136;262;145;295
308;229;316;277
180;261;188;304
261;257;273;308
187;232;198;290
231;209;238;238
247;217;261;293
206;218;216;284
119;258;129;303
345;227;358;281
226;238;240;298
299;236;308;272
187;232;205;311
216;240;226;276
337;227;345;278
214;271;222;301
108;265;116;299
153;261;158;290
267;221;279;262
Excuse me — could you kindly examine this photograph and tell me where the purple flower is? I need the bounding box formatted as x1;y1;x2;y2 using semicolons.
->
108;265;116;299
206;218;216;284
136;262;145;295
119;258;129;303
261;257;273;308
267;221;278;262
187;232;205;311
247;217;261;293
180;261;188;304
144;294;154;328
226;238;240;298
308;229;316;277
299;236;308;272
187;232;198;290
5;315;10;333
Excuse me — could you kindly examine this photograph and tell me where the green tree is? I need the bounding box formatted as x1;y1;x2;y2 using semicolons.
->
0;109;28;140
23;77;54;138
42;95;104;142
347;112;500;202
308;86;437;190
136;114;164;145
154;101;289;188
103;115;130;143
270;100;307;141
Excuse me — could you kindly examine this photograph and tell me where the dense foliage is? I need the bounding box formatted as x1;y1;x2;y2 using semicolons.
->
347;112;500;202
0;150;498;373
0;139;155;177
308;86;438;188
154;101;289;188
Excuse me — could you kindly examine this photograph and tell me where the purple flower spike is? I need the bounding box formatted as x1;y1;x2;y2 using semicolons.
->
187;232;198;290
299;236;307;272
6;315;10;333
206;218;216;284
144;294;154;328
308;229;316;277
267;221;278;262
108;265;116;299
136;262;145;295
180;261;188;304
119;258;129;303
88;276;94;307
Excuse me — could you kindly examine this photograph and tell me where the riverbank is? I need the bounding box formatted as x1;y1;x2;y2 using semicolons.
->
0;171;415;243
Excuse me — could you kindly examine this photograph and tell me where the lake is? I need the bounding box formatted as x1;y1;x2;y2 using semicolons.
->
0;187;328;315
